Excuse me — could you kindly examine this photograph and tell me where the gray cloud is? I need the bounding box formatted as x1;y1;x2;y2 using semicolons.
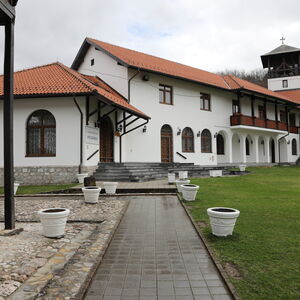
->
0;0;300;74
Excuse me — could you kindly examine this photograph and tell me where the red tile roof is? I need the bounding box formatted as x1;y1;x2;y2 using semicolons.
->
0;62;149;119
82;38;299;105
223;75;296;103
87;38;231;90
277;89;300;105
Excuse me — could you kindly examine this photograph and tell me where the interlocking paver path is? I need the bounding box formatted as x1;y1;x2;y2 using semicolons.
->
85;195;231;300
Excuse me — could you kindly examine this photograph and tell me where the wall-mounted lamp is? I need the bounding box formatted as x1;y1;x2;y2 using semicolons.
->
142;74;150;81
177;128;182;136
197;131;201;137
214;132;218;138
143;125;147;133
117;124;123;132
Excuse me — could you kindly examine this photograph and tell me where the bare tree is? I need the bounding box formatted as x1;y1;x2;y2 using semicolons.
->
218;68;268;88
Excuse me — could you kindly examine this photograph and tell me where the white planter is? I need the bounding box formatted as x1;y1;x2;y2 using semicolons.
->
239;164;246;172
175;179;190;193
182;184;199;201
82;186;101;203
103;182;118;194
77;173;88;184
207;207;240;237
178;171;188;180
38;208;70;238
168;173;176;184
209;170;223;177
14;183;19;195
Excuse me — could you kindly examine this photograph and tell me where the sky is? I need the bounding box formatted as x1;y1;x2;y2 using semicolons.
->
1;0;300;74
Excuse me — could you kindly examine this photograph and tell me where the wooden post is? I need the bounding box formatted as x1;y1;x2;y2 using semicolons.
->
264;99;267;127
275;102;278;129
3;19;15;229
251;96;255;125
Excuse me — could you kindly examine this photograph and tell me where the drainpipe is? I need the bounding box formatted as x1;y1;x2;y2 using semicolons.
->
119;69;140;163
73;97;83;173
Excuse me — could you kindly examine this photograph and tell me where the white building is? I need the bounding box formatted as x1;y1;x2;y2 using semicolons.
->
1;39;300;183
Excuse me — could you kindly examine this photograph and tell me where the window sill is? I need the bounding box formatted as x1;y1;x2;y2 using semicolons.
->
26;154;56;157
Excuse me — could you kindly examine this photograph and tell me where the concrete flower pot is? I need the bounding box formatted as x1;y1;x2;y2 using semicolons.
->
82;186;101;203
168;173;176;184
239;164;246;172
14;183;19;195
38;208;70;238
175;179;190;193
77;173;88;184
181;184;199;201
178;171;188;180
207;207;240;237
103;182;118;194
209;170;223;177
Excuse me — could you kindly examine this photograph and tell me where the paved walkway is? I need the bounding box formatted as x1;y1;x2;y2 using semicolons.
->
85;195;231;300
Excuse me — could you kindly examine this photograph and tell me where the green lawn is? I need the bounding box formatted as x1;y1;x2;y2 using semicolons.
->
0;184;77;195
187;166;300;299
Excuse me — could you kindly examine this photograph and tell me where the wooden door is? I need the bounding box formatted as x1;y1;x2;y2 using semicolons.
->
161;125;173;163
100;117;114;162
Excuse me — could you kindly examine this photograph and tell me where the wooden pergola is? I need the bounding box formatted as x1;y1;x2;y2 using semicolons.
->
0;0;18;230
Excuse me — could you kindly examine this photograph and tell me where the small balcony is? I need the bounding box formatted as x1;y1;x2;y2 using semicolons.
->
230;114;299;134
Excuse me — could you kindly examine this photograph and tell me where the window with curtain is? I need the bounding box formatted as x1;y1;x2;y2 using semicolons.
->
182;127;194;152
27;110;56;156
201;129;212;153
292;139;297;155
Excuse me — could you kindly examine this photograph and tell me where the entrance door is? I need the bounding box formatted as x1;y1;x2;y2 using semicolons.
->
100;117;114;162
270;139;275;163
161;125;173;163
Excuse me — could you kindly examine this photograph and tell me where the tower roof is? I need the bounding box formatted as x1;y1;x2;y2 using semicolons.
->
262;44;300;57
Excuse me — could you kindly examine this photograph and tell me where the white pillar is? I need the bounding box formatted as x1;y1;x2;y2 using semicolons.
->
265;136;270;163
240;134;246;163
274;137;279;163
228;132;233;163
254;136;259;163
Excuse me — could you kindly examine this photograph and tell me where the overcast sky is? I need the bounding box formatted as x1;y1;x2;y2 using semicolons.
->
1;0;300;74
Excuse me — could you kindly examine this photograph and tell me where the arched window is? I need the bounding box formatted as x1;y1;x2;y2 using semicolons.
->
216;134;225;155
182;127;194;152
201;129;212;153
292;139;297;155
246;138;250;156
27;110;56;156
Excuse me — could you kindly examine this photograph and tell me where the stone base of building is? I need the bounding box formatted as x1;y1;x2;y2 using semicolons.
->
0;166;82;185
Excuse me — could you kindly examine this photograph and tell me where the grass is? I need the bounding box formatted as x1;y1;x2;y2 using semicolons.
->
0;184;77;195
186;166;300;299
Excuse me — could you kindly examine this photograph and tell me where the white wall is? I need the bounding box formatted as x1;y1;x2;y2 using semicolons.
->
0;97;84;167
268;75;300;91
123;71;235;165
77;46;128;97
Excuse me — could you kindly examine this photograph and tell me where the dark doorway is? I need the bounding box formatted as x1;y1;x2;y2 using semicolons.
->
100;117;114;162
161;124;173;163
270;139;275;163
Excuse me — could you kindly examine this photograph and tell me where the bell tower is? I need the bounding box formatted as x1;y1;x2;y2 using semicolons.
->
261;38;300;91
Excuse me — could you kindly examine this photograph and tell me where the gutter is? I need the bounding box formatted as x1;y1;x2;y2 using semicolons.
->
73;97;83;173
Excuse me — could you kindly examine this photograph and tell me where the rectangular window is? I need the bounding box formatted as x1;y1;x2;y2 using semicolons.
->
280;110;286;123
232;100;240;114
258;105;265;119
91;59;95;66
282;80;288;88
200;93;211;111
289;113;296;126
159;84;173;105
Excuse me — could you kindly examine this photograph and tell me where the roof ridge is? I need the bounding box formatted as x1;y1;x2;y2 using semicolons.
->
0;62;59;76
56;62;96;93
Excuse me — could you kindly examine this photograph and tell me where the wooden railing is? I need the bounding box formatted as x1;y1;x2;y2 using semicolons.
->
230;114;298;133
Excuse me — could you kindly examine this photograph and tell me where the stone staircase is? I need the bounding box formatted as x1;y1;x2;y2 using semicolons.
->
93;162;231;182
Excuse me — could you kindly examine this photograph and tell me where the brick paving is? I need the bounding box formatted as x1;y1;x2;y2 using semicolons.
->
85;195;231;300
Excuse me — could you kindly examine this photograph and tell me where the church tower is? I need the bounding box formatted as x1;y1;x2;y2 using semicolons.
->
261;38;300;92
